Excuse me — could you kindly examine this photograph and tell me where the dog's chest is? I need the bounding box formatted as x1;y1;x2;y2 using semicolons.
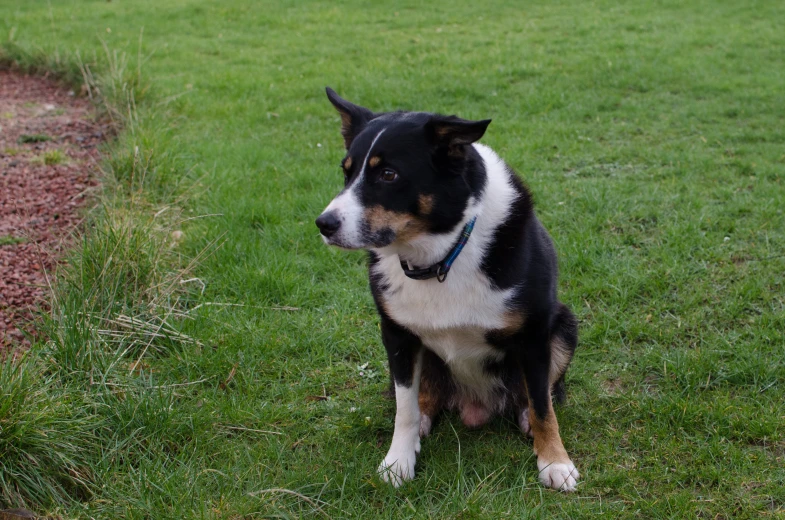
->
377;255;512;332
375;256;514;398
417;326;505;401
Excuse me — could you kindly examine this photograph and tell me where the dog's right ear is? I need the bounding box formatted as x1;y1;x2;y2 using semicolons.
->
326;87;375;149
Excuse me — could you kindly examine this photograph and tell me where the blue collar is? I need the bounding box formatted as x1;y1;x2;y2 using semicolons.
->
400;216;477;283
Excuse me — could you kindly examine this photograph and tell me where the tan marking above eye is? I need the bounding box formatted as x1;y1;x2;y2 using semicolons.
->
368;156;381;168
343;156;353;170
418;195;434;216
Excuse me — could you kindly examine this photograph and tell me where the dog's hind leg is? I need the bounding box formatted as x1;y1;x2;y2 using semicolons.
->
418;349;451;437
512;376;533;438
549;302;578;404
521;316;579;491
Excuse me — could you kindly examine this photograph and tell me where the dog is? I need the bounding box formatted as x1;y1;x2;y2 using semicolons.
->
316;88;580;491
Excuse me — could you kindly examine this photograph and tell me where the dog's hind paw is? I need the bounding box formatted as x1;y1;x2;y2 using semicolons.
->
518;407;533;438
537;460;579;492
419;414;432;438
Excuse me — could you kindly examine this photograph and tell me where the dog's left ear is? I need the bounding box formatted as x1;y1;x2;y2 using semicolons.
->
326;87;375;149
426;115;492;152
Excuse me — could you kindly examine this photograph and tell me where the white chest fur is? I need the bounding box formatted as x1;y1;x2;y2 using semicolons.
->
371;144;517;402
375;255;513;401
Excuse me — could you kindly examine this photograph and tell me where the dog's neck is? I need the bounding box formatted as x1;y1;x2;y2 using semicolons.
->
375;206;480;269
372;143;518;273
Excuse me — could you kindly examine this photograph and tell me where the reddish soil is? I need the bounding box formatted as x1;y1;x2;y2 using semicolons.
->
0;69;104;351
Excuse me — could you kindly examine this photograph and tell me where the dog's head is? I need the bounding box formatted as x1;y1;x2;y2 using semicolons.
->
316;87;491;251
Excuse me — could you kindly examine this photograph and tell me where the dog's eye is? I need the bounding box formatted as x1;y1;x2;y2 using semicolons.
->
380;169;398;183
343;170;349;184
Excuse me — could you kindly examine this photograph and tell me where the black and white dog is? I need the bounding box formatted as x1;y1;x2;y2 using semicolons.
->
316;88;580;491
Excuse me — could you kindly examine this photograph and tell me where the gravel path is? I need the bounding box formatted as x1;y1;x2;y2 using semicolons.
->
0;70;104;351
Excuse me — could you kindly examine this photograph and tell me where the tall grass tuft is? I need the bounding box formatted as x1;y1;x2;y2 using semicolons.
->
0;39;205;512
0;356;99;507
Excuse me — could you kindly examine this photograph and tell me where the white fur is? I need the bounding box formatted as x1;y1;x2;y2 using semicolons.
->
371;144;517;406
419;414;432;438
419;327;504;404
378;356;422;487
518;407;533;437
537;460;579;492
321;128;387;248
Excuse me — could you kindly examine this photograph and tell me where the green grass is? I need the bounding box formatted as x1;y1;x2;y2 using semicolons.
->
1;0;784;518
30;149;68;165
0;236;27;246
17;133;51;144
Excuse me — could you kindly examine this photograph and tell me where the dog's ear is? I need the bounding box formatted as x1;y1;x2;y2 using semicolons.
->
426;115;492;154
326;87;375;149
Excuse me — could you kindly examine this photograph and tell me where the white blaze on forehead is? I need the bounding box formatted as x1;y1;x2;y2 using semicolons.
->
321;127;387;248
354;127;387;188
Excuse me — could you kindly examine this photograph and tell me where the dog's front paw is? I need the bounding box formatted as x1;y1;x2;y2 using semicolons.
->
537;459;579;491
378;448;418;487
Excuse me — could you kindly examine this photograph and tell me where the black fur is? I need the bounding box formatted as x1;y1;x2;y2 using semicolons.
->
320;87;578;442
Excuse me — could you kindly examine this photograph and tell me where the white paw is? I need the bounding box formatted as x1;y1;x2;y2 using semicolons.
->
518;407;533;438
419;414;432;438
537;460;579;491
378;447;418;487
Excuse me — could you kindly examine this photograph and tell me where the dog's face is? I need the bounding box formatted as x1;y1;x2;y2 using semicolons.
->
316;88;491;250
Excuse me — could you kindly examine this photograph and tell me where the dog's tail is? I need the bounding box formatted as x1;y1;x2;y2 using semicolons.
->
550;302;578;404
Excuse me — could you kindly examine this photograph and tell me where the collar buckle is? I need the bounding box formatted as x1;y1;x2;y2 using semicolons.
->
435;265;447;283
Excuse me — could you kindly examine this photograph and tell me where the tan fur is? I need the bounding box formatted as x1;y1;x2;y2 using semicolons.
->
501;310;526;334
418;376;443;419
435;126;452;137
369;156;381;168
529;401;571;465
343;156;353;170
418;194;434;216
549;337;573;386
364;206;427;242
339;113;353;144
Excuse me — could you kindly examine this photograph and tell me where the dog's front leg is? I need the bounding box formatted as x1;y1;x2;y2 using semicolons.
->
378;316;423;487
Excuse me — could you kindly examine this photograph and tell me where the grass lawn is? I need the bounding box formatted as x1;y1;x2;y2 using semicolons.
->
1;0;784;518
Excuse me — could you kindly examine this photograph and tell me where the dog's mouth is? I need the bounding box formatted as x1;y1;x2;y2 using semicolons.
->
316;200;427;251
319;224;396;251
320;234;364;250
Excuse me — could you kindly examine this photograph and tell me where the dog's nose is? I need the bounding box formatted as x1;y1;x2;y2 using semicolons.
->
315;212;341;237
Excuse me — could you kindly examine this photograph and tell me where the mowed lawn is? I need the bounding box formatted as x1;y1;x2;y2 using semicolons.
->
2;0;785;518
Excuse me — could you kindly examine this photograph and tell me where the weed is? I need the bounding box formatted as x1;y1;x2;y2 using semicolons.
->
0;236;27;246
44;149;67;165
17;133;50;144
30;149;67;165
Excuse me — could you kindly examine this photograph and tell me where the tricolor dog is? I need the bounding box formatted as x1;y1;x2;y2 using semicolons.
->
316;88;580;491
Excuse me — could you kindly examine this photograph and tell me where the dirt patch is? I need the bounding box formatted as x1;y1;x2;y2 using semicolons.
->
0;69;104;351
